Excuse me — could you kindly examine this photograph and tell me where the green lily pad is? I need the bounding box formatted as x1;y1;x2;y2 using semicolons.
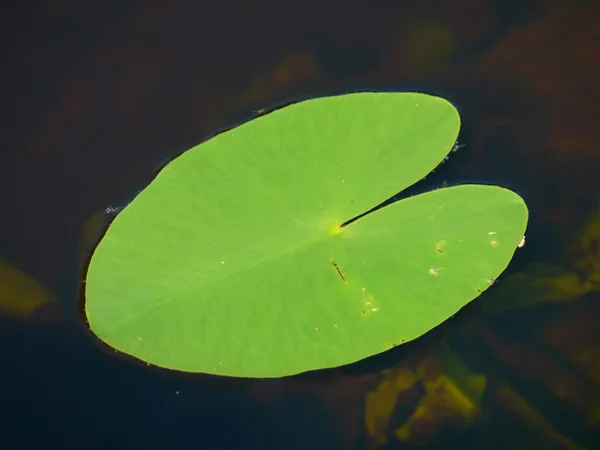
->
84;92;528;378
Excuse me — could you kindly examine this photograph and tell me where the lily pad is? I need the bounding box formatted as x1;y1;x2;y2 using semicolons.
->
84;92;528;378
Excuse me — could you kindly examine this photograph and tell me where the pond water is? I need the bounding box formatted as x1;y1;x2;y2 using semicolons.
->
2;1;600;449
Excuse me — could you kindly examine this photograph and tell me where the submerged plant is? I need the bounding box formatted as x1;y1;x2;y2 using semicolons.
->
84;92;528;378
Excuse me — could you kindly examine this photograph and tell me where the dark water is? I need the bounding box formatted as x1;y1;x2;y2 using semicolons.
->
2;1;600;449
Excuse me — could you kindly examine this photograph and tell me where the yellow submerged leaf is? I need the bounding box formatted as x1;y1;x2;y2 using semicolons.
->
571;201;600;285
365;367;418;445
0;258;58;321
496;383;586;450
364;344;486;447
484;262;595;314
486;201;600;314
394;352;484;446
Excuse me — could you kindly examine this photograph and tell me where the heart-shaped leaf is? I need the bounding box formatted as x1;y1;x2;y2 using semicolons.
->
84;92;528;378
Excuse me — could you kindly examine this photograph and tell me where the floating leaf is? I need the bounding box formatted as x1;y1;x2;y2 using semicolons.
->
84;92;528;377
